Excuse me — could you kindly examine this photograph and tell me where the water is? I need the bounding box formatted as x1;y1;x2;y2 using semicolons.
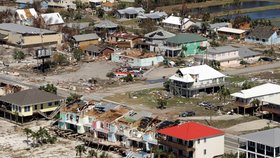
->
191;1;279;14
237;9;280;20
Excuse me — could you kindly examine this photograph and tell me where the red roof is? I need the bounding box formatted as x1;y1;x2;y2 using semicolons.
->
157;122;224;140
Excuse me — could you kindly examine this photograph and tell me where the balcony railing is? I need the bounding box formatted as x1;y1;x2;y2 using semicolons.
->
262;106;280;115
170;81;226;90
158;138;195;152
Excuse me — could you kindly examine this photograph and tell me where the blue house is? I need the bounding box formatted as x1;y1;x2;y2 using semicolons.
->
16;0;48;9
245;26;280;45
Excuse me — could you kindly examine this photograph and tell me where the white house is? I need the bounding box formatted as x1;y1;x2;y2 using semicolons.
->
194;46;261;67
231;83;280;114
169;64;226;97
116;7;145;19
162;15;194;31
217;27;246;39
238;128;280;158
157;122;224;158
41;12;64;31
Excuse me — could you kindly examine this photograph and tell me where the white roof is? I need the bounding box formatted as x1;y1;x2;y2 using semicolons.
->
162;15;190;26
41;12;64;25
16;8;38;21
231;83;280;99
217;27;245;34
262;94;280;105
169;65;225;83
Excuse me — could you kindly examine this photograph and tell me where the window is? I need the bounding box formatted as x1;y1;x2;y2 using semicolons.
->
24;106;30;112
204;149;206;155
267;146;272;152
34;105;37;110
262;39;266;42
198;139;200;144
41;104;43;109
204;138;206;143
48;102;52;106
257;144;264;150
15;106;18;112
249;141;255;147
19;107;21;112
55;101;59;105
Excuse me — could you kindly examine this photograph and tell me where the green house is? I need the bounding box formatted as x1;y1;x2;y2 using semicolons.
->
164;33;208;57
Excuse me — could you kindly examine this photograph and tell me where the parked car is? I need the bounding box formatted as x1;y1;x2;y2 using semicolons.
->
179;111;196;117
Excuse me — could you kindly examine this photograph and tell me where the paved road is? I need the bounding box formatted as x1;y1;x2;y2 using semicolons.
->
179;114;242;121
224;61;280;75
224;134;239;153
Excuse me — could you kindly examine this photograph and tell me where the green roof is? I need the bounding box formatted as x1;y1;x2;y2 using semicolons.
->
166;33;207;44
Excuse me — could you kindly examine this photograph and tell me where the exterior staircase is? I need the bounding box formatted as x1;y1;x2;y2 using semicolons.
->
37;102;66;120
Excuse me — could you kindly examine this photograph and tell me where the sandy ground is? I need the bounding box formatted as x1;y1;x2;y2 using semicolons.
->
225;119;280;133
0;119;121;158
45;62;118;82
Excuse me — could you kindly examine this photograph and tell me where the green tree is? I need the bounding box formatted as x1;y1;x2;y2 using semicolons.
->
157;98;167;109
53;53;69;66
251;99;260;107
163;80;170;91
124;74;133;82
66;93;82;104
209;60;221;70
39;84;57;94
75;145;87;158
241;81;253;90
73;48;84;61
13;50;25;60
180;45;188;57
202;12;210;22
87;149;98;158
23;128;33;144
201;22;210;34
218;86;231;103
97;7;105;18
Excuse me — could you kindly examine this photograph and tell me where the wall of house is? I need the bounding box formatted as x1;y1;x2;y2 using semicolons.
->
78;40;99;50
10;100;61;117
208;50;239;61
182;41;208;56
111;53;164;67
245;32;280;45
193;135;224;158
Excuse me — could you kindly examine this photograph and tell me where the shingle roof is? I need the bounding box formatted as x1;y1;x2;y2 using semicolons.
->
208;46;238;55
241;128;280;147
72;33;100;42
84;45;103;52
0;23;55;34
94;20;118;29
247;26;276;39
166;33;207;44
237;46;262;58
157;122;224;140
144;29;175;40
0;89;64;106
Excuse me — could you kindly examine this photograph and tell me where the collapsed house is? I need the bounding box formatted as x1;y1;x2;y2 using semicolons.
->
111;49;164;67
58;101;160;152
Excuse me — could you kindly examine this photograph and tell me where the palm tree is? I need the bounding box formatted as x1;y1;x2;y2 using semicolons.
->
23;128;33;144
242;81;253;90
218;86;231;104
180;45;187;58
75;144;87;158
87;149;98;158
251;99;260;107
